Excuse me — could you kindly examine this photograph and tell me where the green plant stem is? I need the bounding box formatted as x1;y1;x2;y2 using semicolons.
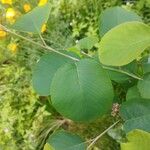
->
81;51;143;80
38;119;66;150
87;120;120;150
38;32;47;47
1;24;143;80
103;66;143;80
0;24;79;62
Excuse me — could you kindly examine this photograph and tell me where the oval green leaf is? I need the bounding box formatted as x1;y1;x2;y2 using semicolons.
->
44;143;54;150
137;74;150;99
142;57;150;74
106;61;138;83
47;131;86;150
107;70;130;83
126;86;141;101
12;4;51;33
120;99;150;132
124;115;150;133
121;129;150;150
77;36;98;50
99;22;150;66
99;6;142;37
50;59;114;121
32;52;75;96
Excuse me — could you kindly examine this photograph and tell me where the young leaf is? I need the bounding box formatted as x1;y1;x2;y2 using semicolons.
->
99;22;150;66
77;36;98;50
142;57;150;74
99;6;142;37
120;99;150;133
143;63;150;74
137;74;150;99
106;61;138;82
107;70;130;83
126;86;141;101
47;131;86;150
43;143;54;150
12;4;51;33
50;59;114;121
67;46;81;57
32;52;77;96
121;129;150;150
124;115;150;133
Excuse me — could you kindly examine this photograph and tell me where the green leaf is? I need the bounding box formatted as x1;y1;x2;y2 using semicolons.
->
137;74;150;99
32;52;75;96
142;57;150;74
47;131;86;150
99;22;150;66
50;59;114;121
143;63;150;74
124;115;150;133
126;86;141;101
120;99;150;120
107;70;130;83
77;36;98;50
99;6;142;37
12;4;51;33
67;46;81;57
44;143;54;150
120;99;150;132
106;61;138;83
121;129;150;150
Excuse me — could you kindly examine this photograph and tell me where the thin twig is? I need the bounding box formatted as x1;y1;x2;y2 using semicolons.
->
38;119;66;150
80;51;142;80
87;120;120;150
81;51;142;80
81;51;93;58
0;24;143;80
103;66;143;80
81;50;142;80
34;22;47;47
0;24;79;62
38;32;47;47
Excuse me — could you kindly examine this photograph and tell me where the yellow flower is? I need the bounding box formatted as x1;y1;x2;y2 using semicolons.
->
23;3;31;13
6;8;16;23
41;24;47;33
0;28;7;38
38;0;48;6
1;0;12;5
8;43;18;54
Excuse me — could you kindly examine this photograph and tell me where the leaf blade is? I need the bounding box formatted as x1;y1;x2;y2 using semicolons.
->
120;99;150;133
12;4;51;33
99;6;142;37
47;131;86;150
50;59;114;121
121;129;150;150
137;74;150;99
32;52;75;96
99;22;150;66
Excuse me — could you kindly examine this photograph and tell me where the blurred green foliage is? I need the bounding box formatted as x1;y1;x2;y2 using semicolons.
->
0;55;51;150
51;0;122;38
